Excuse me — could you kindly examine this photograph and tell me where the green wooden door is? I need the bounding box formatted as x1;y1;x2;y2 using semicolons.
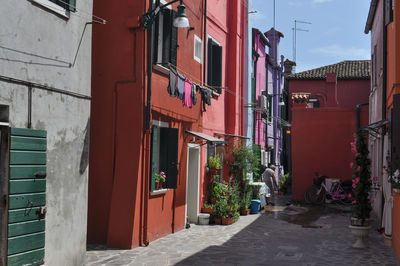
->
7;128;47;266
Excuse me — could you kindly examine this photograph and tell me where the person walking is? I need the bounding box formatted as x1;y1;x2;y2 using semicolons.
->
262;164;278;205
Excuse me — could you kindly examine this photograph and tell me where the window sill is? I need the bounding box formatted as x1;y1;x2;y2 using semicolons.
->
31;0;70;19
153;64;170;76
150;188;168;196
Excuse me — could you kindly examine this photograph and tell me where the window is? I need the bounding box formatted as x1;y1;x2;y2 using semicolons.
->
32;0;76;17
153;1;178;68
385;0;393;26
207;37;222;94
206;142;224;179
267;95;272;122
151;125;179;191
194;35;202;63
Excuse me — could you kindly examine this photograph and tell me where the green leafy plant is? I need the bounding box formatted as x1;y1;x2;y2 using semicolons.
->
154;171;166;183
279;173;291;194
350;131;372;225
208;155;222;169
228;143;258;185
213;197;227;218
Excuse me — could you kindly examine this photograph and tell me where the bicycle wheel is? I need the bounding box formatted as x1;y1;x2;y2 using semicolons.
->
304;186;325;204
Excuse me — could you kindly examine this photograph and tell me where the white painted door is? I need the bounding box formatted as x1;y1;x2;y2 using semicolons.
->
186;145;200;224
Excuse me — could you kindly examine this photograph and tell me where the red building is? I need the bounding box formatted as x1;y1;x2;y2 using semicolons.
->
88;0;247;248
287;61;370;200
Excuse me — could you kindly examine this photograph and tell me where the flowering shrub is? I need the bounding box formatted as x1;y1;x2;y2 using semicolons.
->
349;131;372;224
155;171;166;183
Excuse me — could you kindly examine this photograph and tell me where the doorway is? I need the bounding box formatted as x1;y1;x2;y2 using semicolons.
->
185;144;200;224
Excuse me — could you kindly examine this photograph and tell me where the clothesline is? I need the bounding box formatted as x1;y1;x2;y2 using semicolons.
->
166;62;228;91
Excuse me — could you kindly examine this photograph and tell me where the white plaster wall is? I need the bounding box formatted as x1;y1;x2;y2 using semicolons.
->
0;0;93;265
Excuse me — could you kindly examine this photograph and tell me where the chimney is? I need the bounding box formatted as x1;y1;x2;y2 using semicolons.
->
265;28;284;65
284;59;296;74
326;73;338;107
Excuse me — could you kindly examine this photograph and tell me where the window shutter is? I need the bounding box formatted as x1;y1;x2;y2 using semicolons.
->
392;95;400;172
385;0;393;26
212;44;222;93
170;10;178;67
161;128;179;189
162;9;172;66
69;0;76;12
207;40;213;86
151;126;160;191
268;96;272;122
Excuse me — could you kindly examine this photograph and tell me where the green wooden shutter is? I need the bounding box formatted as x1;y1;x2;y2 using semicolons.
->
280;97;286;120
212;44;222;93
268;96;272;122
170;10;178;67
162;9;172;67
392;95;400;172
162;128;178;189
207;39;213;86
69;0;76;12
151;126;160;191
8;128;47;266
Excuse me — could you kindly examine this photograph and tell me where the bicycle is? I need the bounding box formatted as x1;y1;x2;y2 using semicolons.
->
304;173;353;204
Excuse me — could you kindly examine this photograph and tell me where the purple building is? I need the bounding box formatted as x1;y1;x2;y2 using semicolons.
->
249;27;286;180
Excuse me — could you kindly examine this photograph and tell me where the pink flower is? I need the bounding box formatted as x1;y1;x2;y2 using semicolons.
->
350;162;354;168
160;172;166;178
352;200;357;204
373;176;378;182
352;183;356;189
356;166;360;172
348;193;352;199
355;177;360;183
370;199;375;204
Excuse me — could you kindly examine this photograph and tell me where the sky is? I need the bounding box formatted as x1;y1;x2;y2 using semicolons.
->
249;0;372;73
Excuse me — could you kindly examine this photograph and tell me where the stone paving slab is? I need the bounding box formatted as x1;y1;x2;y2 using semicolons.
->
86;203;400;266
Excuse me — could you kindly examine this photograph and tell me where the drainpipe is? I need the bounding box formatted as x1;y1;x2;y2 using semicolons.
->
356;102;369;130
140;0;155;247
203;0;207;84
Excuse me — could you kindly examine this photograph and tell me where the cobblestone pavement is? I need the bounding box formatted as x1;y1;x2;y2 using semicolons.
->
86;199;400;266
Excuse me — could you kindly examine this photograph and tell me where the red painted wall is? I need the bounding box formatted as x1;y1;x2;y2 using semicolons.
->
291;108;360;200
393;192;400;259
289;75;370;200
88;0;146;247
89;0;247;249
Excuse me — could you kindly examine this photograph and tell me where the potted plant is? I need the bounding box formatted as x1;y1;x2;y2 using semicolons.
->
221;184;240;225
208;155;222;176
208;180;223;204
201;203;214;214
240;182;252;215
154;171;166;190
348;131;372;248
213;198;227;225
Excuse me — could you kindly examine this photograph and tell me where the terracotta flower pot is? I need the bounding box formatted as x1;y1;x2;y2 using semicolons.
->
240;209;250;216
155;181;162;190
214;217;221;225
201;207;214;214
222;217;236;225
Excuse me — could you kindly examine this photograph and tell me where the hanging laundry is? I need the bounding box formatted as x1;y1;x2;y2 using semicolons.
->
191;82;197;105
201;87;212;112
168;67;177;97
176;73;185;100
183;78;193;108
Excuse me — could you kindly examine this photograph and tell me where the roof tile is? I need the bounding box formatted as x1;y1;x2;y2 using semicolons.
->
287;60;370;80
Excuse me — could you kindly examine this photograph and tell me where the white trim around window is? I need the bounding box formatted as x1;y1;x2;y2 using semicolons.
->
31;0;70;18
194;35;202;64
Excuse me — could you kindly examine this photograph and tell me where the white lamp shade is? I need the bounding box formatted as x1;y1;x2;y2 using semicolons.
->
173;16;189;28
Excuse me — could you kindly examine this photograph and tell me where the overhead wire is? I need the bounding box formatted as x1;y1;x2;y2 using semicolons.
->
33;0;107;24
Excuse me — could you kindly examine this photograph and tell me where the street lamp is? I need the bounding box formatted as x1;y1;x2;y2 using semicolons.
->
143;0;190;30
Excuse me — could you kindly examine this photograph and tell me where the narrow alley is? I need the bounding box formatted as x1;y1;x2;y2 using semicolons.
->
86;197;399;266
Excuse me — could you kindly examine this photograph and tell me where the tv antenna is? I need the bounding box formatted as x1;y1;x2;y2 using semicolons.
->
293;20;311;72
